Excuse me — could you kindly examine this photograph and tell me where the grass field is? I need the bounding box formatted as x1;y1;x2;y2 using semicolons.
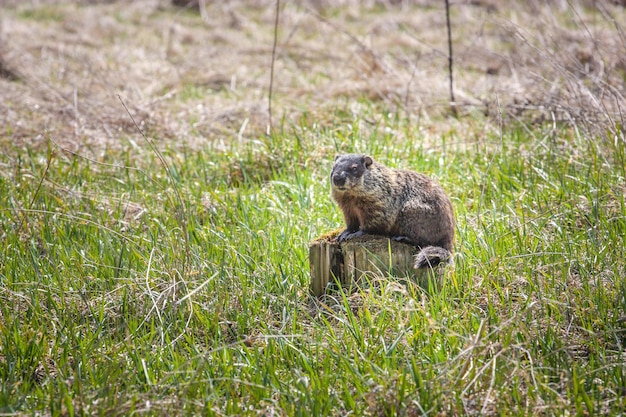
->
1;0;626;416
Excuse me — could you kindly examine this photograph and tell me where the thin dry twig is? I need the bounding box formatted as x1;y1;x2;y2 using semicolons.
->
444;0;458;118
268;0;281;133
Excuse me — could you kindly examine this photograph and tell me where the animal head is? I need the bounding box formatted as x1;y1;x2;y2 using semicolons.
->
330;154;373;192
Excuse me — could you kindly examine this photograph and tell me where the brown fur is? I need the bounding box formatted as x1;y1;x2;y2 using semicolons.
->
330;154;455;268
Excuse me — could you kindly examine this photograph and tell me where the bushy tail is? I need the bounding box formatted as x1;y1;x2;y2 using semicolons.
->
414;246;452;269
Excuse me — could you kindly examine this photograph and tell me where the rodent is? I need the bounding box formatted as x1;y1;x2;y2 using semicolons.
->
330;154;455;269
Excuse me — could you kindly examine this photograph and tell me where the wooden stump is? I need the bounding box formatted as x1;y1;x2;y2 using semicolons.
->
309;233;447;296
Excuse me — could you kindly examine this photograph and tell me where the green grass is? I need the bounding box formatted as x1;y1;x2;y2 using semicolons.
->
1;110;625;416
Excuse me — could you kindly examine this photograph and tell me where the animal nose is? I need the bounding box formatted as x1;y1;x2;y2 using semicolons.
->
332;174;346;187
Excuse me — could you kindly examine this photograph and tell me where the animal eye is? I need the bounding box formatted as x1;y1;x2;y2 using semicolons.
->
350;166;358;173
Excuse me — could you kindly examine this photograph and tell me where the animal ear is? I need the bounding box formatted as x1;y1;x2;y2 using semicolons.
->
334;155;340;161
364;156;373;168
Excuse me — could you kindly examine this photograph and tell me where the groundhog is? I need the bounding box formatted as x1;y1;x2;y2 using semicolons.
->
330;154;455;269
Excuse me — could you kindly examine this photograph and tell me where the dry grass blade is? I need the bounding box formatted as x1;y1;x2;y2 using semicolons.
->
14;140;54;236
118;94;190;274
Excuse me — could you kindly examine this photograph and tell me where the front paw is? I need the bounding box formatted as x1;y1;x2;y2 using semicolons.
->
337;229;365;242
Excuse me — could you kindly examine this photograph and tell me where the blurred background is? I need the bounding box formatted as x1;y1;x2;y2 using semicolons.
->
1;0;624;153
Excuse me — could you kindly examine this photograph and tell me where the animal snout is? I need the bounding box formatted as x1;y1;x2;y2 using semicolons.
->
332;173;347;187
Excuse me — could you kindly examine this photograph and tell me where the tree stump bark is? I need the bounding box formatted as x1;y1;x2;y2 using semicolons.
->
309;232;447;296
